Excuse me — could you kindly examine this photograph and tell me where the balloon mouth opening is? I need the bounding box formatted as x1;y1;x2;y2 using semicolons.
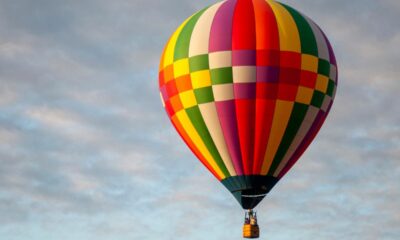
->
221;175;279;209
232;190;267;209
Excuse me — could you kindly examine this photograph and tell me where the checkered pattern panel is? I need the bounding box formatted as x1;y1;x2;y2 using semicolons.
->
160;51;337;118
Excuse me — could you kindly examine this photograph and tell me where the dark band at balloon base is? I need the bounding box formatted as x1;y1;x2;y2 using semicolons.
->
221;175;279;209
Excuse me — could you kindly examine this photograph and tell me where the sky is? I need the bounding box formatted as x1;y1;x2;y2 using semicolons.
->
0;0;399;239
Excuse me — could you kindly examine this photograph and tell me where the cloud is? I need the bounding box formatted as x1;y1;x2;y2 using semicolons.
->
0;0;399;239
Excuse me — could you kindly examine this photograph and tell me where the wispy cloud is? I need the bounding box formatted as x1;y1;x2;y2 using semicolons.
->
0;0;398;239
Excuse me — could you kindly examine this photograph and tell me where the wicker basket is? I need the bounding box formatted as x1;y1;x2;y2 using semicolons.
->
243;224;260;238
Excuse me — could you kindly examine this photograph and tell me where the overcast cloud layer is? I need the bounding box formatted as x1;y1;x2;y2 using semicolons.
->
0;0;399;239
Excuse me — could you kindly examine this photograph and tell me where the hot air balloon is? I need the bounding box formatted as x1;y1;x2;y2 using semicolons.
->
159;0;337;238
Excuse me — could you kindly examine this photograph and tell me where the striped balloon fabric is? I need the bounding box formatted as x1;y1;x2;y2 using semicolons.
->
159;0;337;209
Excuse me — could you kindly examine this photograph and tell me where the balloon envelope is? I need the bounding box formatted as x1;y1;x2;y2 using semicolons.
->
159;0;337;209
